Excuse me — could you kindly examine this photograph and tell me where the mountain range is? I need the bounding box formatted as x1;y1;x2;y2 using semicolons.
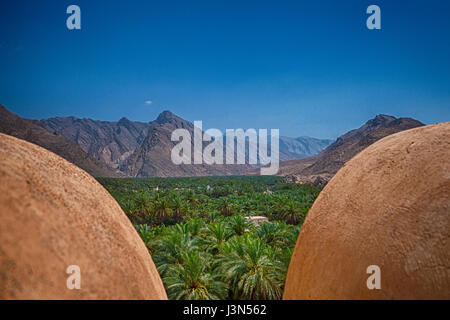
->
0;105;424;182
39;110;332;177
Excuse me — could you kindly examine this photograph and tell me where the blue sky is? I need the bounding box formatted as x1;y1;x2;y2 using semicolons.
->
1;0;449;139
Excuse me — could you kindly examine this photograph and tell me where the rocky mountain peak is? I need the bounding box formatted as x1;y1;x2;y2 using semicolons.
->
155;110;178;124
118;116;129;122
280;113;424;185
366;114;396;127
117;117;132;126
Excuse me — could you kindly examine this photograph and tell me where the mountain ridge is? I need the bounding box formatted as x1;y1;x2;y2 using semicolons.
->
39;110;331;177
280;114;425;185
4;105;422;180
0;105;119;177
122;111;250;177
41;115;151;170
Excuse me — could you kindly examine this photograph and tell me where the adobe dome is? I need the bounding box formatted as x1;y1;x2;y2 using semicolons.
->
284;122;450;299
0;133;167;299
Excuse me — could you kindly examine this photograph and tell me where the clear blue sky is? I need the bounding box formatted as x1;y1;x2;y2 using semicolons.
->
1;0;449;139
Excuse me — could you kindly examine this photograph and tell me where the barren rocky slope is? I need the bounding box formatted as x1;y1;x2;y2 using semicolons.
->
41;116;150;170
0;106;118;177
122;111;249;177
280;114;424;185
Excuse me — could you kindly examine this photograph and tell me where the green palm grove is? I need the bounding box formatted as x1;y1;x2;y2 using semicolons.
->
99;176;321;300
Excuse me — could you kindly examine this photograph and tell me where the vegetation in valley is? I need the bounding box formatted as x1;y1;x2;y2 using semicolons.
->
98;175;321;300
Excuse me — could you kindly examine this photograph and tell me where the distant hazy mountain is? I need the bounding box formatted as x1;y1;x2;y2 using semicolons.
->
279;136;333;161
280;114;424;185
0;105;118;177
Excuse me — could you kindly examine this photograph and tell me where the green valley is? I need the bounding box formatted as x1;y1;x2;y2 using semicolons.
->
98;176;321;300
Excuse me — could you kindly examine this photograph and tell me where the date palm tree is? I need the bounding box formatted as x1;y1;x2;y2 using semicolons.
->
152;230;200;275
135;224;153;250
170;194;189;221
217;235;283;300
276;246;294;285
118;198;136;215
183;218;204;237
255;221;294;247
275;199;307;225
134;192;151;215
228;215;252;236
185;190;200;209
164;251;227;300
152;197;173;220
219;199;235;216
203;222;233;253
